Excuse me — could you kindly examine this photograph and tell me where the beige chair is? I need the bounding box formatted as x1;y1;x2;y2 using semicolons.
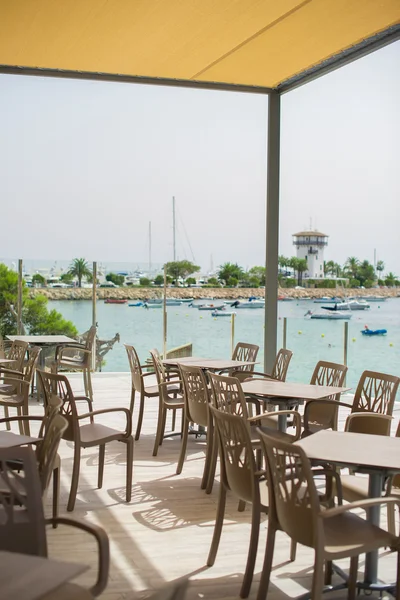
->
125;343;160;440
0;345;41;434
301;360;349;436
38;370;134;512
176;363;213;486
241;347;293;383
0;445;110;597
303;369;399;438
227;342;260;381
257;430;400;600
207;405;268;599
150;349;184;457
337;418;400;535
52;325;96;402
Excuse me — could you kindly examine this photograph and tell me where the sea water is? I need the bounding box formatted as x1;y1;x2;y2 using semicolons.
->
49;297;400;394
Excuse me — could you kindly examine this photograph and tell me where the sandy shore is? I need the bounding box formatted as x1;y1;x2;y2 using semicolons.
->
29;286;399;301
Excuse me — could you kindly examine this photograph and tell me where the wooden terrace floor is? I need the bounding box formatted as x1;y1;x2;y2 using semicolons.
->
23;373;400;599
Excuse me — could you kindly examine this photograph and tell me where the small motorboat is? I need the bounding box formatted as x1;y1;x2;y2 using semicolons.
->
310;312;352;320
361;327;387;336
104;298;127;304
322;300;370;311
128;301;144;307
212;310;236;317
198;304;225;311
230;299;264;309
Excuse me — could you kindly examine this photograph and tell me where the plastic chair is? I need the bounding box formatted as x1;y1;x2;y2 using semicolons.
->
150;349;184;457
0;346;41;434
241;347;293;383
303;369;400;438
0;445;110;597
176;363;213;486
37;370;134;512
207;405;268;599
227;342;260;381
256;430;400;600
52;325;96;402
125;343;160;440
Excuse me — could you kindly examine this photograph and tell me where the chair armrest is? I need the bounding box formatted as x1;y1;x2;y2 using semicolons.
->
0;415;43;425
77;407;132;437
54;342;82;361
46;517;109;596
159;380;183;397
58;347;91;361
311;466;343;505
251;410;302;440
243;371;276;381
303;399;353;432
320;496;400;519
0;378;30;389
0;367;24;378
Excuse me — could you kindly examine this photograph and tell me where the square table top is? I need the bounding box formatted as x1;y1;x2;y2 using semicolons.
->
0;431;41;448
241;379;350;401
7;335;75;345
163;357;256;370
295;430;400;473
0;550;88;600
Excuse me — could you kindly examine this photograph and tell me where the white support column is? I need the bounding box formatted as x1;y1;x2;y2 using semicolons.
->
264;92;281;372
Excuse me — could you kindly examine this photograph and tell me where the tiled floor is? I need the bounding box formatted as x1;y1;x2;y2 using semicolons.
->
21;373;400;599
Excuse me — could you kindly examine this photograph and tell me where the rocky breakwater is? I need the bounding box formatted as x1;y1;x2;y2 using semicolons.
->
29;286;399;301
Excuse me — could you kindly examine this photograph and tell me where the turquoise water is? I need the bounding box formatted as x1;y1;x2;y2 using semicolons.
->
50;297;400;393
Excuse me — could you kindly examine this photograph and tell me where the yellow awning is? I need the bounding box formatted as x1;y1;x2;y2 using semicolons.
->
0;0;399;90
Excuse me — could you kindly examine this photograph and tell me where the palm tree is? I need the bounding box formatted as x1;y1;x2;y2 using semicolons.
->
68;258;91;287
217;263;244;286
385;272;398;287
344;257;359;279
296;258;308;286
376;260;385;281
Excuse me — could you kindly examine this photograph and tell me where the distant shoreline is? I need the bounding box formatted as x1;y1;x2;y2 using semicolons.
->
29;287;399;301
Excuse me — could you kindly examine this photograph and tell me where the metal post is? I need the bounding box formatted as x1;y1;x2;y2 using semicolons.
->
163;265;167;357
92;261;97;371
264;92;281;372
283;317;287;350
172;196;176;261
343;321;349;384
17;259;23;334
231;313;236;357
149;221;152;272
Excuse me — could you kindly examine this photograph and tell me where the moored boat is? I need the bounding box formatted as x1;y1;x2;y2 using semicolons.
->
198;304;225;311
104;298;127;304
230;299;264;309
322;300;370;311
361;327;387;336
311;312;352;320
212;309;236;317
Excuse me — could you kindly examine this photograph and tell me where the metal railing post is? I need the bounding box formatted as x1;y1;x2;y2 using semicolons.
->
92;261;97;371
283;317;287;350
17;259;23;334
343;321;349;385
163;265;167;357
231;312;236;356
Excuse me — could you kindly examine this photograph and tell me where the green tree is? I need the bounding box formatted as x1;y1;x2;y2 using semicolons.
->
248;266;265;286
106;273;125;286
60;273;74;284
376;260;385;281
153;275;164;286
217;263;244;286
357;260;375;287
0;263;77;337
165;260;200;283
68;258;91;287
140;277;152;286
186;277;197;286
32;273;46;286
296;258;308;286
385;272;399;287
344;257;360;279
207;277;220;287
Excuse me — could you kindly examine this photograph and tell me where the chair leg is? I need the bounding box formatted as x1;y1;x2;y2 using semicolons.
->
388;503;397;536
256;524;277;600
17;407;24;435
347;556;358;600
159;406;167;446
52;466;60;526
98;444;105;489
4;406;11;430
22;403;30;435
206;431;218;494
238;499;246;512
171;409;176;432
310;550;324;600
153;400;165;456
290;539;297;561
83;369;89;397
207;484;227;566
125;437;134;502
67;443;81;512
324;560;333;585
176;415;189;475
135;392;145;441
240;503;261;598
86;369;93;402
201;423;214;490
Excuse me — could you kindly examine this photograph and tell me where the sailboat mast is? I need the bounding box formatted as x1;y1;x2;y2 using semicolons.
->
149;221;152;272
172;196;176;261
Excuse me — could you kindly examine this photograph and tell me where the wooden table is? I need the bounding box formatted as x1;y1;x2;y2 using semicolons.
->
163;357;256;371
0;550;87;600
296;430;400;594
0;431;40;448
242;379;350;431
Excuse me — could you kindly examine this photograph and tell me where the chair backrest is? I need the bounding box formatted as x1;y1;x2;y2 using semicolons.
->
270;348;293;381
85;325;97;351
179;364;210;427
231;342;259;373
36;414;68;496
125;344;144;393
208;372;249;419
37;370;80;443
351;370;400;416
306;361;349;431
210;405;258;504
7;340;29;371
345;412;392;436
258;430;320;550
0;446;48;557
0;333;5;359
150;348;168;386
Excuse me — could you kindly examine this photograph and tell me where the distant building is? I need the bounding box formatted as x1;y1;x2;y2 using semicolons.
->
292;230;328;279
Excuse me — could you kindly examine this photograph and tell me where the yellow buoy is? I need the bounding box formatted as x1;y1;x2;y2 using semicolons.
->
352;338;356;342
298;330;302;335
321;334;325;338
390;343;394;347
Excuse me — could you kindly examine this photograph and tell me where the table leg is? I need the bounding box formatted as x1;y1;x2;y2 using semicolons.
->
364;472;384;584
278;412;288;432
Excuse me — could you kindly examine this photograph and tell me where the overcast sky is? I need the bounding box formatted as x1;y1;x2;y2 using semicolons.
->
0;41;398;275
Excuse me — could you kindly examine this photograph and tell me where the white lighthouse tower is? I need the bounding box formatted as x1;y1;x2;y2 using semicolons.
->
292;229;328;279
